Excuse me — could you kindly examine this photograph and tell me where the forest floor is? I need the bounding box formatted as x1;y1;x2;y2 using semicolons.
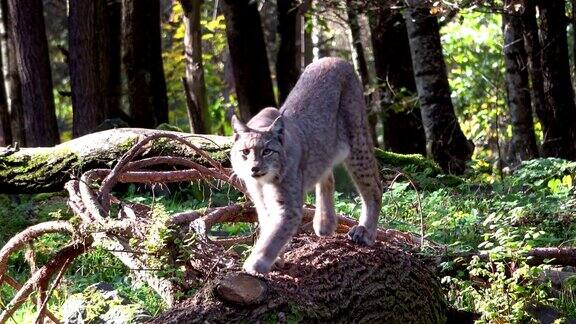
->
1;157;576;322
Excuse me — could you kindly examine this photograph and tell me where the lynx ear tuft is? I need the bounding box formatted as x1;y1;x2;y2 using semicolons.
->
268;116;284;143
231;115;249;134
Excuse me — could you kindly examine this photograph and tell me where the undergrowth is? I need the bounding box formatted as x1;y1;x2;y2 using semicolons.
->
1;158;575;322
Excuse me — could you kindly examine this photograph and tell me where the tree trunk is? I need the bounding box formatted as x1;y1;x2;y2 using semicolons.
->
345;0;378;146
404;2;473;173
276;0;301;105
503;1;539;162
0;37;10;146
522;0;546;152
0;0;24;146
180;0;209;134
7;0;59;147
106;0;122;119
370;6;426;155
68;0;110;138
152;236;447;323
0;129;451;194
122;0;169;128
538;0;576;159
221;0;277;121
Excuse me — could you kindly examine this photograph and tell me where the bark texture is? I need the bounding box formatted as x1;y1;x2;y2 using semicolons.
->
404;4;473;173
276;0;301;105
152;236;447;323
0;0;24;145
221;0;277;121
369;6;426;155
503;2;539;162
7;0;59;147
538;0;576;159
68;0;110;137
122;0;169;128
106;0;122;119
522;0;546;151
0;39;10;146
180;0;209;134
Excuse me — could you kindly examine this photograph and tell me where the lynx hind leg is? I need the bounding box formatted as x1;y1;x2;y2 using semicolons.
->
344;142;383;246
313;172;337;237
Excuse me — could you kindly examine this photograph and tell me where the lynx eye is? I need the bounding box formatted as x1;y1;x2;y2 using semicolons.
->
241;149;250;156
262;148;274;156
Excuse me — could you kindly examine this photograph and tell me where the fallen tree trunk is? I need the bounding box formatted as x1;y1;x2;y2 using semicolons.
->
152;235;448;323
0;128;458;194
0;128;231;193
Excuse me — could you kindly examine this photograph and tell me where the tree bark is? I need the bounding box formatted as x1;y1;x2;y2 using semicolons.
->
106;0;122;119
122;0;169;128
404;2;473;173
7;0;59;147
0;0;24;146
503;1;539;162
180;0;209;134
537;0;576;159
68;0;110;138
152;236;447;323
0;37;10;146
370;5;427;155
221;0;277;121
522;0;546;152
276;0;301;105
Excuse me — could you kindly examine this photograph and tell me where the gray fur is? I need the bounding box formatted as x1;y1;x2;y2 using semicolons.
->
230;58;383;274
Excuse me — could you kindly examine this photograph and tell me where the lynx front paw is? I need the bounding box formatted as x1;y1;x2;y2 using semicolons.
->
347;225;375;246
242;255;273;274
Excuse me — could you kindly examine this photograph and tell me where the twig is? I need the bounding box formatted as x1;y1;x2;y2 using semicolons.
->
34;258;70;324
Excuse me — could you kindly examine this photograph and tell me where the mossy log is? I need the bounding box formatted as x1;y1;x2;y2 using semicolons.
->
152;235;447;323
0;128;456;194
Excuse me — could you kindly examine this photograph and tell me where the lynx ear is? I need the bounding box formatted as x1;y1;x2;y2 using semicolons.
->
231;115;249;134
268;116;284;143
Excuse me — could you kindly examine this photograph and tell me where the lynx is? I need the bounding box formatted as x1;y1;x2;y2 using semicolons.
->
230;57;383;274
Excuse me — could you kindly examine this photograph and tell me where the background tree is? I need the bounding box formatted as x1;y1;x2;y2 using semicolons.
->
106;0;122;119
404;1;473;173
7;0;59;146
68;0;110;137
276;0;302;105
522;0;546;154
122;0;169;128
180;0;209;134
502;0;538;162
537;0;576;159
221;0;277;121
369;5;426;155
0;45;9;146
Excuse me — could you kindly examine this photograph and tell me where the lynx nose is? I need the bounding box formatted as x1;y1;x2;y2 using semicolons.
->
251;166;264;177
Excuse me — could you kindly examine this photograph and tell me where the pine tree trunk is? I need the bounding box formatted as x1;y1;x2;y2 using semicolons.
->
106;0;122;119
370;6;426;155
404;2;473;173
68;0;110;138
122;0;169;128
538;0;576;159
522;0;546;153
221;0;277;121
276;0;301;105
180;0;209;134
7;0;59;147
0;0;24;146
0;36;10;146
345;0;378;146
503;1;539;162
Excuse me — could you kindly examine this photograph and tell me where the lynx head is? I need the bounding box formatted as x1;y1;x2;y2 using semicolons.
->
230;114;285;183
